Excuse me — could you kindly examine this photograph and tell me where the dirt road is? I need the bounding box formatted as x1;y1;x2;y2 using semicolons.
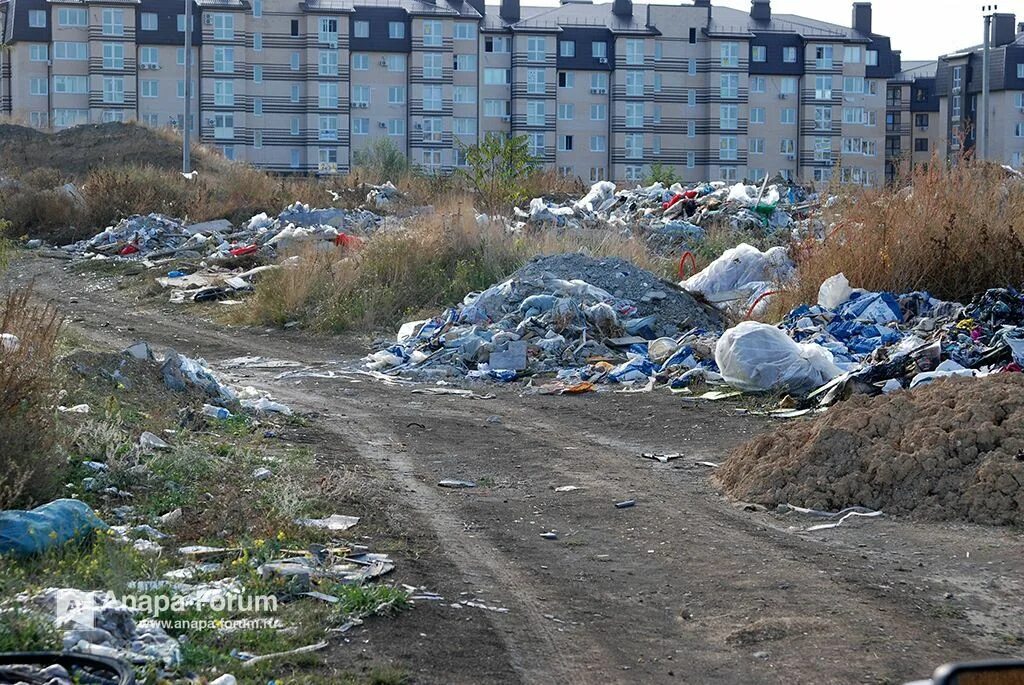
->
13;255;1024;684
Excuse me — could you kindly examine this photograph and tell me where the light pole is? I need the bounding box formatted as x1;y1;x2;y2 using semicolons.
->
183;0;193;174
980;4;997;162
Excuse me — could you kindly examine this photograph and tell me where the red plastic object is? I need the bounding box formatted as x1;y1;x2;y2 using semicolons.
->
662;194;684;211
677;251;697;281
745;290;781;320
118;244;139;255
683;189;698;199
334;233;363;249
229;245;259;257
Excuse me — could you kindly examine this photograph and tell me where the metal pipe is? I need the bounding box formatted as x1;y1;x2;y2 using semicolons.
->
183;0;193;174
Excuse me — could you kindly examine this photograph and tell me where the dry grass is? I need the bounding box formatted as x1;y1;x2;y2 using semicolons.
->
778;159;1024;310
243;194;669;332
0;286;64;508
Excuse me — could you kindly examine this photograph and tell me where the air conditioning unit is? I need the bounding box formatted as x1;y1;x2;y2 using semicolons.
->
205;117;215;125
778;93;787;99
598;57;608;64
203;14;213;25
380;58;388;66
378;121;387;128
355;102;368;108
501;115;511;122
784;153;796;160
589;87;601;94
414;123;422;129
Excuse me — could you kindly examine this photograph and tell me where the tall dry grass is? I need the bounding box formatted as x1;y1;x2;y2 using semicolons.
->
243;195;669;332
0;287;64;508
783;159;1024;308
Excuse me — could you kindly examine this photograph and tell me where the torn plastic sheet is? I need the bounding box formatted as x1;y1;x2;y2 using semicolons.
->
784;504;883;531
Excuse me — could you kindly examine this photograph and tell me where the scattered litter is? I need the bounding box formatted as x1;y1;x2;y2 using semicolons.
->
438;479;476;489
0;499;107;556
614;499;636;509
239;641;328;668
294;514;360;531
539;531;558;540
411;387;496;400
640;453;683;463
139;431;171;451
553;485;581;492
58;404;90;414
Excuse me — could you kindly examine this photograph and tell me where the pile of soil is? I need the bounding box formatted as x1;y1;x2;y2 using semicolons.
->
511;253;723;331
717;375;1024;526
0;123;224;179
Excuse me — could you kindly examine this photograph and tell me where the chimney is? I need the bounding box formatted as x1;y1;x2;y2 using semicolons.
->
751;0;770;23
500;0;519;22
466;0;484;14
852;2;871;35
993;13;1016;47
1018;21;1024;34
613;0;632;18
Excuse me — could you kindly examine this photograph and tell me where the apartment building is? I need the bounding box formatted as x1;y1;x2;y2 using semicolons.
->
884;60;939;181
0;0;903;183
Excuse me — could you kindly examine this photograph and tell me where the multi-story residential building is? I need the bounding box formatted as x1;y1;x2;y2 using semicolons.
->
884;60;939;181
0;0;903;183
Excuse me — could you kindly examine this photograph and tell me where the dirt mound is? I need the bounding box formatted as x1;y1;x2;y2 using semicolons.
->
0;123;224;179
510;253;723;331
716;374;1024;526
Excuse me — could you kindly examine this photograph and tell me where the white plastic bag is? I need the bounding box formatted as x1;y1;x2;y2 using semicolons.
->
714;321;844;392
682;243;793;298
817;273;854;309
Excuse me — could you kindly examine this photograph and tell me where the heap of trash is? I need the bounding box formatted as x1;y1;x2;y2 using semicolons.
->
515;178;822;247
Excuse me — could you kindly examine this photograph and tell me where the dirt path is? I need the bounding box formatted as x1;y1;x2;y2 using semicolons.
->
12;255;1024;684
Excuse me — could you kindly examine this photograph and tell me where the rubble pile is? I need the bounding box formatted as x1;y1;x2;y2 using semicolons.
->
717;373;1024;526
367;253;724;388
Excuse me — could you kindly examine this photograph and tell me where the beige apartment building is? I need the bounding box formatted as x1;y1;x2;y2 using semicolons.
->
2;0;913;183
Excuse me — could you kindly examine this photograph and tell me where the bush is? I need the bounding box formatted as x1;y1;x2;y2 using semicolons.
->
784;159;1024;306
352;138;411;185
457;133;537;212
644;162;681;187
0;287;64;508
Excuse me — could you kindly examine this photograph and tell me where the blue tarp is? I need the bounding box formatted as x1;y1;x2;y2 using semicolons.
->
0;499;107;557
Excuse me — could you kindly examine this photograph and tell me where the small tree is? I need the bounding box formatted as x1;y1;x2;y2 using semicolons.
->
457;133;537;211
352;138;411;184
644;162;681;187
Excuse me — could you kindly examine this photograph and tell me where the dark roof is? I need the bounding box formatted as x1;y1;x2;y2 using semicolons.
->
305;0;481;17
709;4;866;41
484;1;653;33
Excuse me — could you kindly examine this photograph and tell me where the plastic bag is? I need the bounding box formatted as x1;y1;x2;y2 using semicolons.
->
714;321;844;392
681;243;793;299
0;499;107;556
818;273;854;309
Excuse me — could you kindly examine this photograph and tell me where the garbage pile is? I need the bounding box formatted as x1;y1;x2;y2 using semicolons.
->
681;242;795;317
367;253;723;388
515;179;821;248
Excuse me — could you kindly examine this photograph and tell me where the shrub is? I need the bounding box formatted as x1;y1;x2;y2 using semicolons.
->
457;133;537;212
644;162;681;187
0;287;64;508
352;138;411;185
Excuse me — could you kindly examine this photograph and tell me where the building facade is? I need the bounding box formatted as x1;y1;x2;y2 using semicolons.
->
2;0;909;183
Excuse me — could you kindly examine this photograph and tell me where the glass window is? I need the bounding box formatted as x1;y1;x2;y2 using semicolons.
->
387;54;406;72
783;46;797;63
353;54;369;70
390;22;405;39
213;14;234;40
560;41;575;57
626;71;643;96
455;23;474;40
590;104;606;121
626;39;643;65
720;73;738;99
528;37;546;62
389;118;407;136
485;36;509;53
318;17;338;44
321;82;340;108
719;104;738;130
625;102;643;128
389;86;406;104
423;85;442;110
319;51;339;76
527;69;545;94
750;76;765;94
214;46;234;73
354;21;369;38
866;50;878;66
214;80;234;106
590;73;608;93
720;136;738;161
454;54;476;71
558;103;574;120
102;43;125;70
59;9;87;27
751;45;766;63
423;53;442;79
527;100;545;126
141;13;158;31
592;41;607;59
423;20;442;46
720;42;739;68
140;47;159;67
485;68;510;85
349;84;367;106
454;86;475;104
815;45;833;69
102;9;124;36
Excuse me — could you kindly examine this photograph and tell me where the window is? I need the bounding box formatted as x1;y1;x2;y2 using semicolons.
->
103;43;125;70
102;77;124;104
29;78;47;96
319;115;338;141
455;23;474;40
625;165;643;182
214;80;234;106
54;109;89;128
720;136;738;161
688;88;696;107
254;32;263;51
558;135;573;152
253;65;263;83
422;117;442;142
750;107;765;124
688;58;697;75
484;99;510;117
590;73;608;93
59;8;87;27
423;85;442;111
915;113;929;128
454;54;476;71
720;42;739;68
654;41;663;61
349;84;367;107
558;103;574;120
719;104;738;130
390;21;406;39
177;80;195;98
291;149;301;169
214;46;235;73
952;66;963;90
528;133;544;157
814;106;832;131
844;76;865;95
318;148;337;165
102;9;124;36
783;46;797;63
291;117;300;135
652;136;662;155
560;41;575;58
485;68;511;85
686;151;695;168
749;137;765;154
253;0;263;18
814;137;831;162
844;46;861;64
140;47;159;67
720;73;738;99
781;108;796;124
53;76;88;94
558;72;574;88
320;82;340;108
101;110;125;123
485;36;509;53
318;17;338;44
654;74;662;93
423;20;442;46
423;53;442;79
352;54;369;70
780;139;796;156
812;169;831;183
688;120;696;138
28;10;46;27
590;166;607;182
178;14;194;32
213;14;234;40
388;86;406;104
815;75;832;100
625;102;644;128
422;150;442;170
141;114;158;127
915;138;929;152
750;76;766;94
626;39;644;65
528;37;546;62
781;77;797;95
624;133;643;159
354;21;369;38
30;45;48;62
751;45;766;63
454;86;475;104
866;50;878;66
178;48;186;65
527;100;545;126
651;104;663;124
454;117;476;135
253;97;263;115
1018;64;1024;79
389;119;406;136
592;41;607;60
952;95;961;119
590;104;606;121
320;51;339;75
352;118;368;134
815;46;833;69
842;137;862;154
387;55;406;72
626;71;644;96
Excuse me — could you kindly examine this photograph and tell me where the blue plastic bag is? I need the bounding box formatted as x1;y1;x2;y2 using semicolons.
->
0;499;107;557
